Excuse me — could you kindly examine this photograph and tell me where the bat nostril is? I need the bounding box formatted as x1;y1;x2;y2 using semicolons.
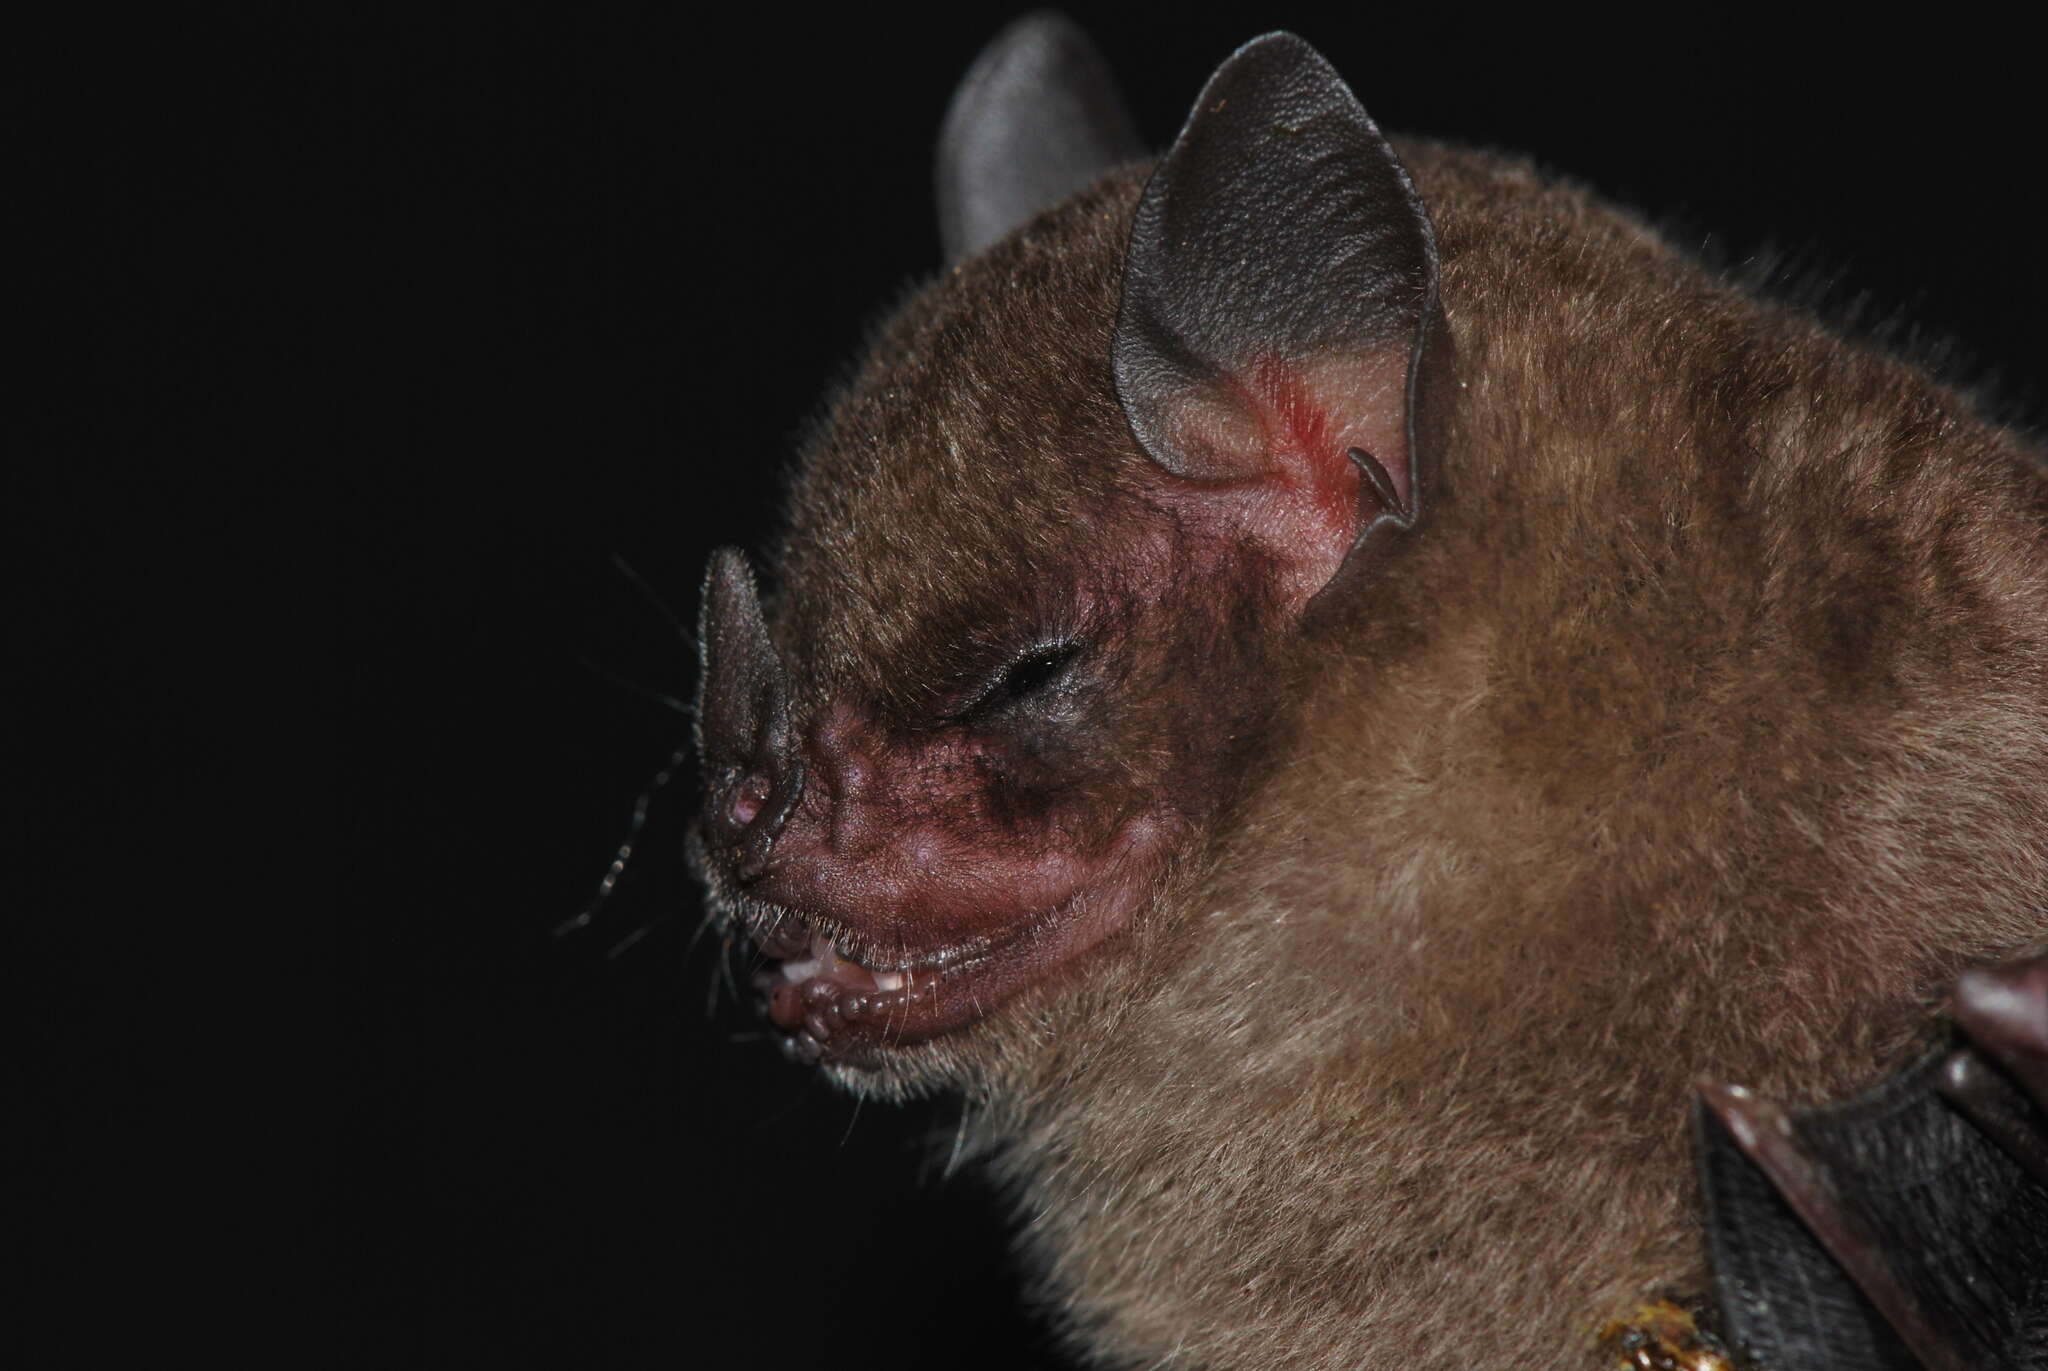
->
724;759;808;883
728;774;771;827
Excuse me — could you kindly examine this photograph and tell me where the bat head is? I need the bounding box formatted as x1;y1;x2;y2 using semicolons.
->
691;20;1445;1087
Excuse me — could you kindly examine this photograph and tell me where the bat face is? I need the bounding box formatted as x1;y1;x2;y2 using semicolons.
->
688;173;1309;1077
689;29;1445;1087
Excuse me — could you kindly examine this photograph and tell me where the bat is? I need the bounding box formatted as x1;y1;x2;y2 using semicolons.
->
687;16;2048;1369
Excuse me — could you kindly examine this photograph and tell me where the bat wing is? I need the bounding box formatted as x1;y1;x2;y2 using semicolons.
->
1694;956;2048;1371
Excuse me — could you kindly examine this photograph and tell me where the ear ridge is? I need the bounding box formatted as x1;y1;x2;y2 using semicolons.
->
935;13;1145;264
1113;32;1442;603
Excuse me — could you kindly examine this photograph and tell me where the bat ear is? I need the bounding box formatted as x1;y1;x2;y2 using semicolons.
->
1113;33;1442;611
935;13;1145;264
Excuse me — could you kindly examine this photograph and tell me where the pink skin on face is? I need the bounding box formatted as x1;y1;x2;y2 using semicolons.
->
730;695;1181;1061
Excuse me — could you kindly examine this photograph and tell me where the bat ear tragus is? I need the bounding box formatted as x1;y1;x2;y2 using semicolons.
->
1112;33;1442;611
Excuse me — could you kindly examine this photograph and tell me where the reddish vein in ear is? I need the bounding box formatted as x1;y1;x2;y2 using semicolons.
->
1251;359;1355;511
1149;353;1413;607
1231;358;1365;600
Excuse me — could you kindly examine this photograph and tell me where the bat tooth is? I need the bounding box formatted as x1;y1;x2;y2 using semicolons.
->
817;939;881;992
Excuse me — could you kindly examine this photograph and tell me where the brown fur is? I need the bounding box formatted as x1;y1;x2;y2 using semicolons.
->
740;143;2048;1368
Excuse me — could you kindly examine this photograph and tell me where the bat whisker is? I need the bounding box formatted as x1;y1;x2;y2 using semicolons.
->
576;655;694;717
837;1092;867;1148
609;552;699;651
605;914;664;959
556;741;691;938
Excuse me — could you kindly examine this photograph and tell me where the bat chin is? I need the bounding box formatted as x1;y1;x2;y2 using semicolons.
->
737;816;1175;1066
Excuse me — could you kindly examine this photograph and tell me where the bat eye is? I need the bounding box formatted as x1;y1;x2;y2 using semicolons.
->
989;640;1084;710
999;643;1081;700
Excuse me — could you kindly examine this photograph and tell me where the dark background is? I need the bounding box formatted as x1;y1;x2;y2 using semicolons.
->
57;6;2044;1368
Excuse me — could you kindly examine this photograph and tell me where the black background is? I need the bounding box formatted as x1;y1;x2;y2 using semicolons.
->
57;6;2045;1368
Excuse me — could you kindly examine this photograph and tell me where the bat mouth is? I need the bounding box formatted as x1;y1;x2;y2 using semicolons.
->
749;924;935;1064
743;897;1116;1064
735;816;1174;1065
